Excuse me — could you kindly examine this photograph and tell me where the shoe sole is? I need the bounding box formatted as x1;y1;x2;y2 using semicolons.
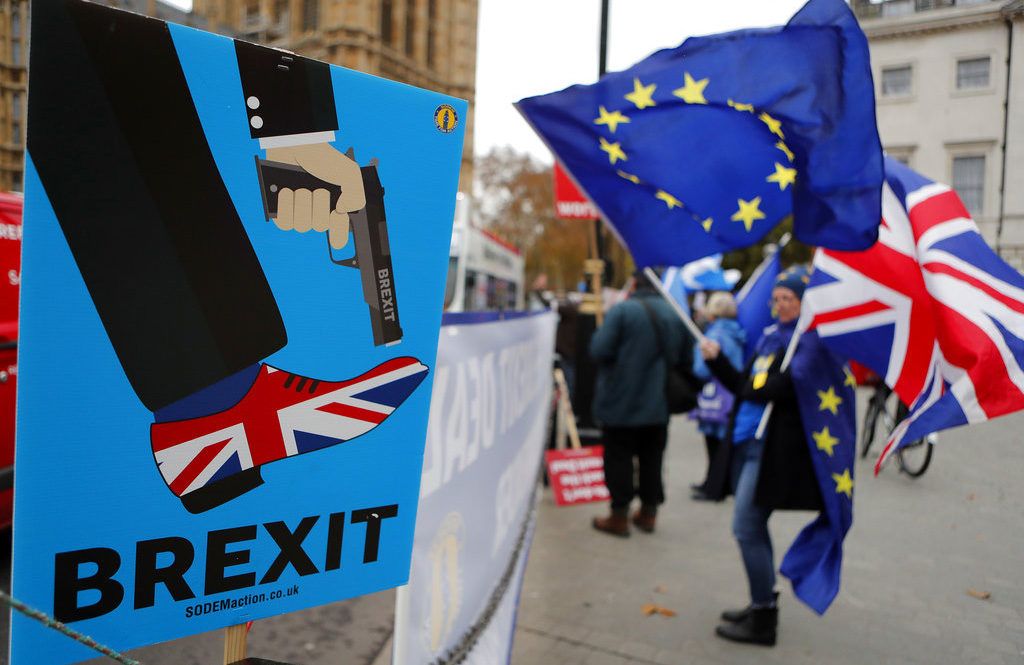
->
714;625;776;646
592;519;630;538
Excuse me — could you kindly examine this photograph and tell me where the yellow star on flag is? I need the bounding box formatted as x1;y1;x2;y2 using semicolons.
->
599;136;627;165
701;217;713;232
673;72;709;104
775;141;794;162
728;99;754;113
617;170;641;184
625;78;657;110
766;162;797;191
731;197;766;232
761;111;782;138
655;190;683;209
843;366;857;388
813;427;840;457
817;386;843;415
759;112;784;139
594;105;630;133
832;468;854;498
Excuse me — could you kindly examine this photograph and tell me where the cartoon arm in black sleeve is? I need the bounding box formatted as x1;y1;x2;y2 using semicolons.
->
235;40;365;250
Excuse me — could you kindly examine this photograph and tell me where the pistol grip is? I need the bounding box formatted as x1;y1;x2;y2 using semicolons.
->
255;157;343;220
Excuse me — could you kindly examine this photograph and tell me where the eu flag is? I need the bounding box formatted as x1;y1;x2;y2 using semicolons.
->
781;328;857;614
515;0;883;268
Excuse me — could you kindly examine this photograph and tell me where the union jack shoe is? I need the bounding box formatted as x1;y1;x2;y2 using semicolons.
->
151;357;429;513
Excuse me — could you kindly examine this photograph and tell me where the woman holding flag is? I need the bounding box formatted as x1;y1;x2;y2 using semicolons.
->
699;267;824;646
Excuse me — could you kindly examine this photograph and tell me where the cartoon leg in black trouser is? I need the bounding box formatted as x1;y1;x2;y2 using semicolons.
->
28;1;425;512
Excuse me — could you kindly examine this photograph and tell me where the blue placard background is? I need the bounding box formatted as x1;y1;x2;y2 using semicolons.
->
12;21;465;664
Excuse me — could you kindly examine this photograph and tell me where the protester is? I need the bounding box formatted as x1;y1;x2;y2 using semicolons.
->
699;266;824;646
690;291;745;501
589;274;688;536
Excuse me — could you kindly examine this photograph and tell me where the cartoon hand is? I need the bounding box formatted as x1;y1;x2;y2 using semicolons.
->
265;143;366;249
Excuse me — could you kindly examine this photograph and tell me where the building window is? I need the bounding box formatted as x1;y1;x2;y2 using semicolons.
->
952;155;985;216
302;0;318;31
11;5;22;67
881;65;912;97
956;57;990;90
427;0;437;67
404;0;416;56
12;92;23;144
381;0;394;46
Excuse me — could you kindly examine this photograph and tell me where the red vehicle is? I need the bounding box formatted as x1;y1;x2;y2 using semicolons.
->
0;191;21;530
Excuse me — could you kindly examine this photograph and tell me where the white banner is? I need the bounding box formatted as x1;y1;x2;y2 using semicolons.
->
393;312;557;665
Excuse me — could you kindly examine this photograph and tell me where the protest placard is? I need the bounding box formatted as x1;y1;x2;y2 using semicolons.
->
13;2;464;662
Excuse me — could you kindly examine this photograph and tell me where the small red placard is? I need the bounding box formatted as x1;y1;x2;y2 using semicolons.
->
553;163;598;220
545;446;609;506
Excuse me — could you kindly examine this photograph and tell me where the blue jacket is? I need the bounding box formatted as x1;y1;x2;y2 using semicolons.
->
590;290;687;427
692;317;746;437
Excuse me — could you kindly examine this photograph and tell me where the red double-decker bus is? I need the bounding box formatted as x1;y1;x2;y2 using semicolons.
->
0;191;22;530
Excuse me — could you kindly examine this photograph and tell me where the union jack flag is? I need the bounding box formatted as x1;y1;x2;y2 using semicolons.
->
804;156;1024;470
152;357;428;499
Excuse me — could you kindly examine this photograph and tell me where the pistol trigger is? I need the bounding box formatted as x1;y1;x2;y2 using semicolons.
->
326;233;359;268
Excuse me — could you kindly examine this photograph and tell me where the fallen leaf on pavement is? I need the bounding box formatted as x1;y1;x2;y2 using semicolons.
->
966;589;991;601
658;607;677;617
642;603;659;616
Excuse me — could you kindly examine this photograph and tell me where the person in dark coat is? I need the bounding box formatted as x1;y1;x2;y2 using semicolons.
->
589;276;690;537
699;266;823;646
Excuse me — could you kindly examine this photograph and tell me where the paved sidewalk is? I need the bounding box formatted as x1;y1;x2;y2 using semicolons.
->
511;392;1024;665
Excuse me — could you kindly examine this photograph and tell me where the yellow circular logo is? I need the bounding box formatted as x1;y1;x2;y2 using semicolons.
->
434;104;458;133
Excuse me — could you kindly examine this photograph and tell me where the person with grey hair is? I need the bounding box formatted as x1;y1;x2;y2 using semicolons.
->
690;291;745;501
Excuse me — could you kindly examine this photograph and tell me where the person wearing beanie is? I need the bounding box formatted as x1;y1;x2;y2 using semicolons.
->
699;264;823;647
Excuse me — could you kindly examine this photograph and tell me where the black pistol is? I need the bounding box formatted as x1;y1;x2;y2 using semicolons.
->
255;157;403;347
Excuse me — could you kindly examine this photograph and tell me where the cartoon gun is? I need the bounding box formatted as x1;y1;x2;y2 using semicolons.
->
255;157;403;347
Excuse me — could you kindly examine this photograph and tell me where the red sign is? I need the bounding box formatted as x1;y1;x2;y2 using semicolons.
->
545;446;609;506
553;163;598;220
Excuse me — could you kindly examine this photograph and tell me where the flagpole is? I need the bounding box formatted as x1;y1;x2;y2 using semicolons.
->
643;267;705;342
736;232;790;305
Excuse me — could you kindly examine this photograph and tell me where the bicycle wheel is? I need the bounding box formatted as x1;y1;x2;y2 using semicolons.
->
896;437;933;477
859;399;880;459
892;401;934;477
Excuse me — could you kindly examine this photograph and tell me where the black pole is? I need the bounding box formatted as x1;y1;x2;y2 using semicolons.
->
595;0;609;274
599;0;609;77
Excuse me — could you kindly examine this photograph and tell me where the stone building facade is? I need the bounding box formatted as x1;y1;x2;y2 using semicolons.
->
0;0;27;193
854;0;1024;259
0;0;477;193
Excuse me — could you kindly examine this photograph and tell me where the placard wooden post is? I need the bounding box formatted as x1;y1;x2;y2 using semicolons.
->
223;624;247;665
553;368;582;450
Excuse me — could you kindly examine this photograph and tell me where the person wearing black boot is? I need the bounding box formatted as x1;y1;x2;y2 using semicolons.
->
699;267;825;647
589;274;689;537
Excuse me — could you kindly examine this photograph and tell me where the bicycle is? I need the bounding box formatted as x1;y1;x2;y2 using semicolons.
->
859;382;935;477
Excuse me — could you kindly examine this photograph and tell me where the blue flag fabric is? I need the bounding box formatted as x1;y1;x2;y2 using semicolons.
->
516;0;882;268
780;329;857;614
735;251;781;361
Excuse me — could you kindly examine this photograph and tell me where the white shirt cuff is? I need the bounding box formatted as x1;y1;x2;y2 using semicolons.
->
259;131;336;150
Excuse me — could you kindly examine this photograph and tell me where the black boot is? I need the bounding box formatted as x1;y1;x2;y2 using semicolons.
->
715;606;778;646
720;591;779;623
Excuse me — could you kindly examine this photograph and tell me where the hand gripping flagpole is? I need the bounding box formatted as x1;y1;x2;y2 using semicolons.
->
643;267;705;342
